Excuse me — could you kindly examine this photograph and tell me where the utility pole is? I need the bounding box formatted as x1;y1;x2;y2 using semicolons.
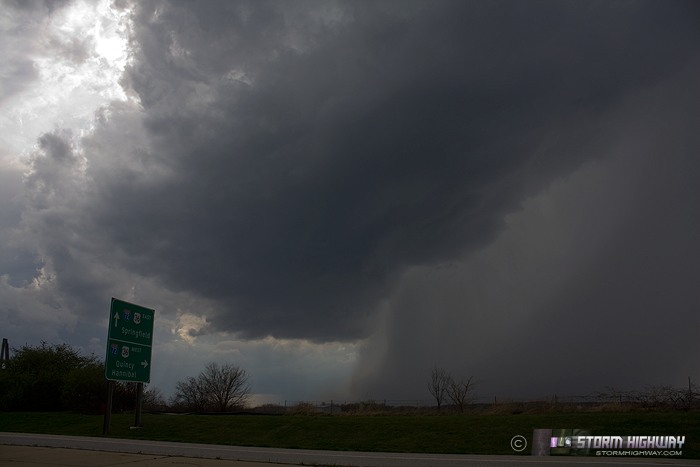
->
689;377;693;409
0;338;9;369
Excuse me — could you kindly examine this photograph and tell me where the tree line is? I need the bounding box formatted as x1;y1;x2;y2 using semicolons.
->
3;343;693;414
0;342;250;413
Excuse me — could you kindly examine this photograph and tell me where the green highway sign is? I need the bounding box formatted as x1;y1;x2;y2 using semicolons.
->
105;298;155;383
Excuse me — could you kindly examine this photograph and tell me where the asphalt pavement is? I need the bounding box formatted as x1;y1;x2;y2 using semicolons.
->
2;432;700;467
0;445;272;466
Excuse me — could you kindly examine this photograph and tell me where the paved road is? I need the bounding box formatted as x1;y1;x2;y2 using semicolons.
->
0;445;269;466
2;432;699;467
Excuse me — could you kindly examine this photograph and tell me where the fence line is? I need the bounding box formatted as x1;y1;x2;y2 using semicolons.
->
278;399;431;414
272;388;699;413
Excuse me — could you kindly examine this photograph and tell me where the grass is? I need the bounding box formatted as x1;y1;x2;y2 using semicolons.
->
0;411;698;458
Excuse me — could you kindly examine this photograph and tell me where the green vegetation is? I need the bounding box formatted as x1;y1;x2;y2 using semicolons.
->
0;411;697;458
0;342;103;412
0;342;165;413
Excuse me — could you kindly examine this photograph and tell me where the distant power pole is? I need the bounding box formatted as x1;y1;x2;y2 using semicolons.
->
0;338;9;369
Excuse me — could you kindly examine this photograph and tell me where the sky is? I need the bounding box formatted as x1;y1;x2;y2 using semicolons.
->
1;0;699;405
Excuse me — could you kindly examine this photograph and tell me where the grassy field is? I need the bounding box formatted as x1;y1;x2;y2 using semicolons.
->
0;411;697;458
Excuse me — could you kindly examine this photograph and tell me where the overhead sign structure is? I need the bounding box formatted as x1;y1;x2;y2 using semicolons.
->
105;298;155;383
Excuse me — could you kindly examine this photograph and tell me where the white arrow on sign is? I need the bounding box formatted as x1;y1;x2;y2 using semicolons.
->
141;360;149;368
113;312;120;327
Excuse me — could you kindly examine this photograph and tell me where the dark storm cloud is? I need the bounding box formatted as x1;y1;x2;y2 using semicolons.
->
0;169;38;287
350;59;700;399
19;132;113;310
55;0;697;342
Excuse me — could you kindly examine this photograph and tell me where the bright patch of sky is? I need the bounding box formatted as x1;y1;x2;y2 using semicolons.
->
0;0;132;168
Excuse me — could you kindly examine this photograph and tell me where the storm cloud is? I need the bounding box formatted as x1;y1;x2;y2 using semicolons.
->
1;0;699;399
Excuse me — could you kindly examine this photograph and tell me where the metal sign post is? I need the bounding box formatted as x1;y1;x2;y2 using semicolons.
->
102;380;114;435
134;382;144;427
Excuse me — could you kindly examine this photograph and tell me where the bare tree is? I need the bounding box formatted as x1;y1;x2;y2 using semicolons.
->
172;375;208;412
201;362;251;412
447;375;475;413
172;362;251;412
143;386;168;411
427;366;450;411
